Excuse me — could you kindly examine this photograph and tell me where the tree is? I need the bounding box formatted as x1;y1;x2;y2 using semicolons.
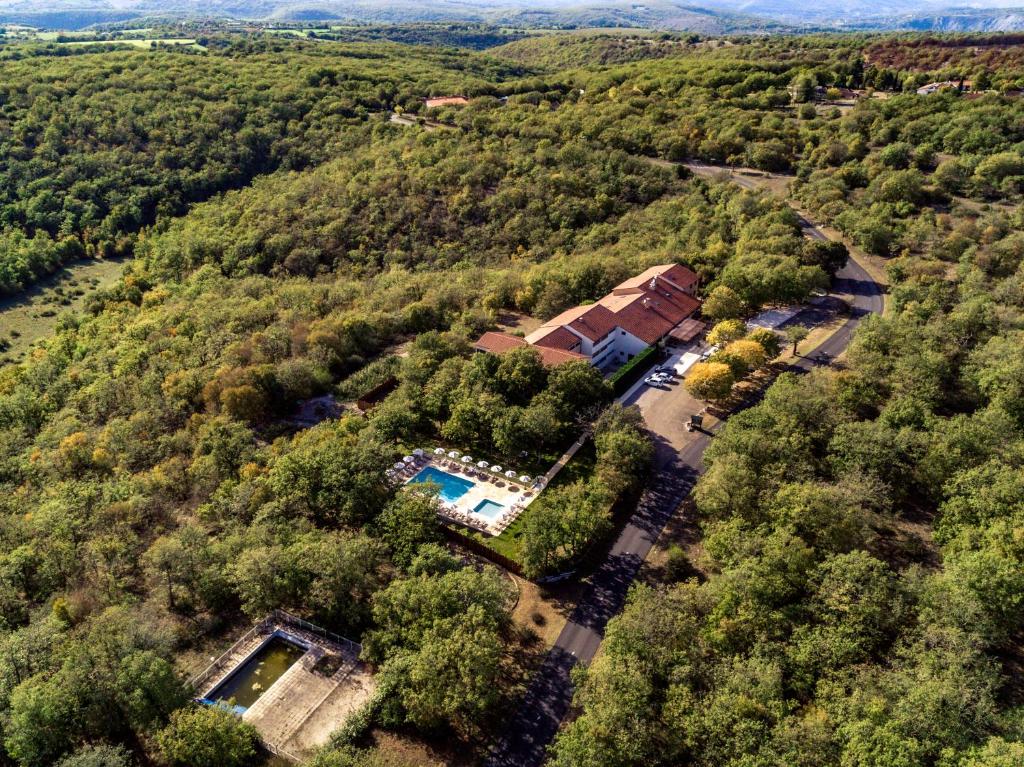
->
491;406;531;456
707;319;747;347
685;362;734;401
266;419;392;526
872;169;924;205
219;384;267;424
365;566;510;733
802;240;848;276
747;327;782;359
493;346;547;405
954;738;1024;767
521;503;568;578
788;552;905;690
717;339;768;376
933;158;970;195
789;72;816;103
540;360;612;421
4;674;79;767
972;152;1024;197
114;650;189;731
376;489;442;569
364;566;510;665
156;706;258;767
441;392;503;447
387;604;504;733
594;405;653;494
784;325;809;355
521;482;612;578
702;285;747;321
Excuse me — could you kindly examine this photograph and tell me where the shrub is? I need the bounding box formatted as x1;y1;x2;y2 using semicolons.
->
609;345;657;393
664;545;692;582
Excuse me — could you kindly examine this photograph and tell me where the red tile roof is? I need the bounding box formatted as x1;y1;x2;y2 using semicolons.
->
474;331;584;367
475;331;527;354
612;292;701;344
529;303;618;344
613;263;699;295
530;326;582;352
481;263;701;364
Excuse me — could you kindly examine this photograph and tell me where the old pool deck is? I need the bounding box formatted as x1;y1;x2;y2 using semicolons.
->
189;610;375;761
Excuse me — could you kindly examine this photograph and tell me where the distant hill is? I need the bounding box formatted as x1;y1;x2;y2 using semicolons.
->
873;8;1024;31
0;9;142;28
3;0;1024;32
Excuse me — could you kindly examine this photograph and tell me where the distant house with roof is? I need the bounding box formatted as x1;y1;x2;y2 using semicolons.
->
424;96;469;109
475;263;702;372
916;80;971;96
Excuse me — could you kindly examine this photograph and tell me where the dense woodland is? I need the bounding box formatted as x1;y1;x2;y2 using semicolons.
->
0;27;1020;767
0;41;526;296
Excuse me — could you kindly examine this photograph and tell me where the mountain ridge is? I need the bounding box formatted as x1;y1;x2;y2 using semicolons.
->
3;0;1024;31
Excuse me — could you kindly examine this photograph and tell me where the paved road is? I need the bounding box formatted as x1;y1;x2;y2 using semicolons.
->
485;184;884;767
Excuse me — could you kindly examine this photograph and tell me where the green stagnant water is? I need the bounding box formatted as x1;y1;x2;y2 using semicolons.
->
211;637;305;709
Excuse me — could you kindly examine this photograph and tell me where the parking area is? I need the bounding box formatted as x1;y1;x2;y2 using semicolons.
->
619;343;711;455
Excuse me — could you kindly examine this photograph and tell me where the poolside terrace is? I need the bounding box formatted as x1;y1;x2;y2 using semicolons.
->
388;448;545;535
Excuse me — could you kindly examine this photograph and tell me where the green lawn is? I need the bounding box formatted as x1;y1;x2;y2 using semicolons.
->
0;257;126;366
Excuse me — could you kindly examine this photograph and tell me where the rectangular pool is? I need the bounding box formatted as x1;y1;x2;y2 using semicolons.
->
408;465;475;503
473;499;505;520
209;636;305;711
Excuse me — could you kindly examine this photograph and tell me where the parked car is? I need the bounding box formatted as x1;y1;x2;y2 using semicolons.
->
699;344;719;362
644;372;672;386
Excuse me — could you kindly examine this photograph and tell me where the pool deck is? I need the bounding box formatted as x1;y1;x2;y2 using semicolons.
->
399;457;541;536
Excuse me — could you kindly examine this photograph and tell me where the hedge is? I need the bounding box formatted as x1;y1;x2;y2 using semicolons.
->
609;345;658;394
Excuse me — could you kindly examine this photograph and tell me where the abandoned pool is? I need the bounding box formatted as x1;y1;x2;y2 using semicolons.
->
209;636;305;711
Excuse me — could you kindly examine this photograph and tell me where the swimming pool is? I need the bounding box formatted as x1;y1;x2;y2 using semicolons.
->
408;466;475;503
472;499;505;520
208;636;305;711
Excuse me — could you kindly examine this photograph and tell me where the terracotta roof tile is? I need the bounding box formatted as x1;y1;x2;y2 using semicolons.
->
474;331;527;354
613;263;699;294
530;326;582;352
474;331;583;367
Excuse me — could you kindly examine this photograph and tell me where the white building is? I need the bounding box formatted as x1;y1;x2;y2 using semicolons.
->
475;263;702;372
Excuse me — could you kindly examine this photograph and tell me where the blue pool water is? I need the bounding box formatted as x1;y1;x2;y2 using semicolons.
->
473;499;505;520
408;466;475;503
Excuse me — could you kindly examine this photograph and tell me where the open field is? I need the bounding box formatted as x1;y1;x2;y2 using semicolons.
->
0;257;126;365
